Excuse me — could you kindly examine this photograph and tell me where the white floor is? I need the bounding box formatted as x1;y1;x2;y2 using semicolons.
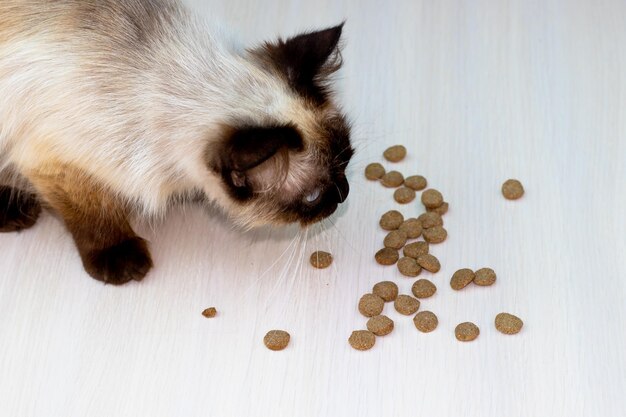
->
1;1;625;416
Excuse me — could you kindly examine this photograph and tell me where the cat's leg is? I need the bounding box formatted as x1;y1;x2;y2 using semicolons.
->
27;164;153;284
0;186;42;232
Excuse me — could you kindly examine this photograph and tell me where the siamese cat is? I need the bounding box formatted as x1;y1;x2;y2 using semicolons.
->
0;0;353;284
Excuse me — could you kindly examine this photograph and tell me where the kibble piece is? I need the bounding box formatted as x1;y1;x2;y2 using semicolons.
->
495;313;524;335
418;212;443;229
404;175;427;191
372;281;399;302
381;171;404;188
416;254;441;273
394;294;420;315
263;330;291;351
423;226;447;244
455;322;480;342
394;187;416;204
474;268;497;286
427;202;449;215
366;315;395;336
365;163;386;180
383;145;407;162
450;268;475;290
358;293;385;317
421;189;444;209
310;251;333;269
349;330;376;351
384;230;408;250
411;279;437;298
397;257;421;277
413;311;438;333
403;241;429;259
399;218;422;239
375;248;399;265
201;307;217;318
502;179;524;200
380;210;404;230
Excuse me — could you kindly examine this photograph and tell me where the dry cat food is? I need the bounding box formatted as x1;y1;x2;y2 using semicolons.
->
403;241;429;259
450;268;475;290
474;267;496;286
358;293;385;317
455;322;480;342
427;201;449;215
384;230;408;249
394;294;420;315
411;279;437;298
309;251;333;269
375;248;399;265
263;330;291;351
366;315;395;336
349;330;376;351
495;313;524;335
383;145;407;162
201;307;217;318
380;210;404;230
404;175;427;191
394;187;416;204
381;171;404;187
397;257;421;277
502;179;524;200
413;311;438;333
421;189;444;209
418;212;443;229
365;163;386;180
399;218;422;239
416;254;441;273
372;281;399;302
422;226;447;244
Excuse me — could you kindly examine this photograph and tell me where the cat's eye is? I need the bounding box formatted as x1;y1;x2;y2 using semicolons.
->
304;188;321;204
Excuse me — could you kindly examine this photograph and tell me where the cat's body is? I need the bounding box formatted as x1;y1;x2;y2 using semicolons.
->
0;0;353;284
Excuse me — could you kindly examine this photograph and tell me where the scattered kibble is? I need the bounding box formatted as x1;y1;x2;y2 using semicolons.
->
403;241;429;259
413;311;438;333
411;279;437;298
349;330;376;351
404;175;427;191
397;257;422;277
495;313;523;335
455;322;480;342
394;294;420;315
381;171;404;187
384;230;408;250
201;307;217;318
450;268;475;290
502;179;524;200
427;202;449;215
418;212;443;229
474;268;496;286
365;163;386;180
309;251;333;269
421;189;444;209
423;226;447;244
375;248;400;265
383;145;407;162
399;218;422;239
263;330;291;351
366;315;395;336
416;254;441;273
380;210;404;230
358;294;385;317
394;187;416;204
372;281;399;302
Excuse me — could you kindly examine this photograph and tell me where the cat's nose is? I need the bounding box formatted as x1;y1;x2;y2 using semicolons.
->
334;175;349;203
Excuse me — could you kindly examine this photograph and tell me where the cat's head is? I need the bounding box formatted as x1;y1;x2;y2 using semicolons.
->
207;24;353;228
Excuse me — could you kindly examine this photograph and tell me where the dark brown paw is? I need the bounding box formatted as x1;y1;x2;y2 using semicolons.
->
0;186;41;232
83;237;153;285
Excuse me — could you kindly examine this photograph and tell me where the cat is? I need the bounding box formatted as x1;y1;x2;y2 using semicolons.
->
0;0;353;284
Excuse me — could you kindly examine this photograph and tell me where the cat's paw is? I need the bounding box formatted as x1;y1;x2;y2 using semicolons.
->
0;186;42;232
83;237;154;285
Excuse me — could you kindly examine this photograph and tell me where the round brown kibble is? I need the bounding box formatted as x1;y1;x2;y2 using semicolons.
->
502;179;524;200
380;210;404;230
418;212;443;229
423;226;447;244
403;241;429;259
427;202;449;215
349;330;376;351
375;248;399;265
358;293;385;317
310;251;333;269
413;311;438;333
474;268;497;286
404;175;427;191
455;322;480;342
372;281;398;302
381;171;404;188
394;294;420;315
411;279;437;298
201;307;217;318
399;218;422;239
263;330;291;351
394;187;416;204
384;230;408;250
495;313;524;335
450;268;475;290
366;315;394;336
383;145;407;162
421;189;444;209
416;254;441;273
397;257;421;277
365;163;385;180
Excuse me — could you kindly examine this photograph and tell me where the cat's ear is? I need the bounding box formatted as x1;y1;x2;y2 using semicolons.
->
257;23;345;103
